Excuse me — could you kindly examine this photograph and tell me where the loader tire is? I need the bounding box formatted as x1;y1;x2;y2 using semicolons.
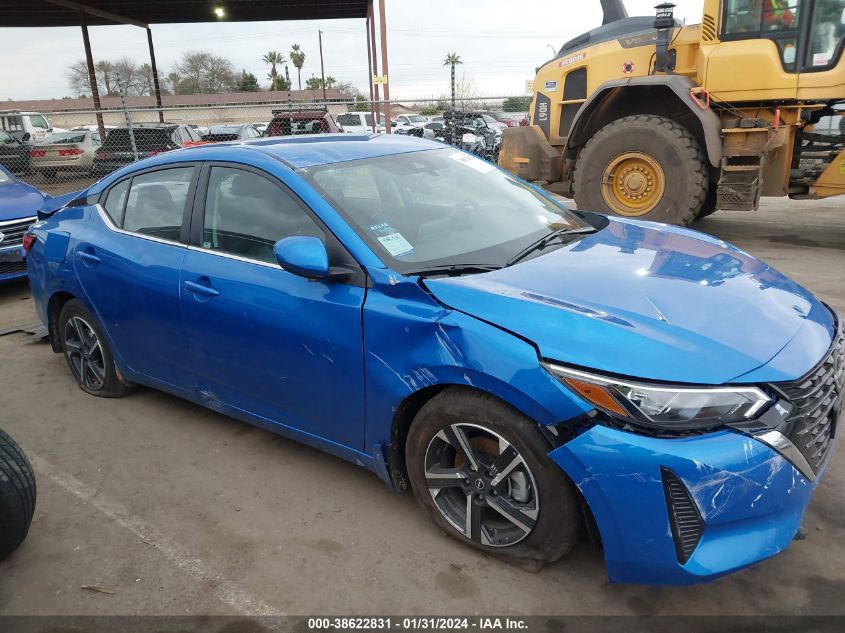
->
0;429;36;561
574;115;708;226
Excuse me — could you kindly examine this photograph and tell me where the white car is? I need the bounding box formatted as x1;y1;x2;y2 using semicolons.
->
395;114;430;127
0;110;65;142
29;130;101;177
336;112;386;134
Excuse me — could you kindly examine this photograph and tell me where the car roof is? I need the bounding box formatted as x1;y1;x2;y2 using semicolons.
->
175;133;440;169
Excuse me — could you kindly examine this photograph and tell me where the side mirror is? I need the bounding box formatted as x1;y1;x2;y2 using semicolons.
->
273;236;330;279
21;133;31;142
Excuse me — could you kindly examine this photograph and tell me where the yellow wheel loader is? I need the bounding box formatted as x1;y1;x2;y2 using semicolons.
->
499;0;845;225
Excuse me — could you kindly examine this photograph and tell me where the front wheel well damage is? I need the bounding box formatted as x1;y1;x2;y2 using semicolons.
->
387;384;601;549
47;291;75;352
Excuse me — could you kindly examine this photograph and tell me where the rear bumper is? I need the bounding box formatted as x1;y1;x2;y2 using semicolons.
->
550;424;830;585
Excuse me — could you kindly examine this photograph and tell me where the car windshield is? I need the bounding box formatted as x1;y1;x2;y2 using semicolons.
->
302;148;588;273
408;115;427;123
43;132;86;144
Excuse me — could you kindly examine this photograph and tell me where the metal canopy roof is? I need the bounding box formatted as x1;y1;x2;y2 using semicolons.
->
1;1;370;28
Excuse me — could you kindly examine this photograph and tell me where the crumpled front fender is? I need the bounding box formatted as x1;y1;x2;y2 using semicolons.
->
550;425;819;585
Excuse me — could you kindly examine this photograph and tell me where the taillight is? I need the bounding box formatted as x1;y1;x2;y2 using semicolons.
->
58;148;84;156
29;150;46;157
22;234;36;252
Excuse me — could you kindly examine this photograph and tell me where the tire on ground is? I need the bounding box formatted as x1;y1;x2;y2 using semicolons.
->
58;298;133;398
0;428;37;561
406;387;581;570
574;114;709;226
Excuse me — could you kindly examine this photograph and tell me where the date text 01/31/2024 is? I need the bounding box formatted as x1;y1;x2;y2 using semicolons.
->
307;617;529;630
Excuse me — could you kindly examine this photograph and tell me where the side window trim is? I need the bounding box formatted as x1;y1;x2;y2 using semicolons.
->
99;163;200;245
191;161;368;286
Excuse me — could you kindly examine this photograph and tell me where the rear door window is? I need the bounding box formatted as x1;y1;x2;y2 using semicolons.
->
103;179;130;225
122;167;194;241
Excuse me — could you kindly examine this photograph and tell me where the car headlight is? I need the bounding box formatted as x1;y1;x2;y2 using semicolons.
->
543;363;771;431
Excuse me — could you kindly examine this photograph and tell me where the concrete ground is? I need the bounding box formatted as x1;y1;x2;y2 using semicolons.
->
0;198;843;616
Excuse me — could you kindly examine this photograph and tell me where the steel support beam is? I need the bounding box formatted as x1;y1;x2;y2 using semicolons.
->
146;28;165;122
46;0;148;28
378;0;391;134
367;2;381;129
79;11;106;141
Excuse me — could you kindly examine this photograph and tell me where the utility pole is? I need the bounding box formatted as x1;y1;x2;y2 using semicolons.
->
318;29;327;101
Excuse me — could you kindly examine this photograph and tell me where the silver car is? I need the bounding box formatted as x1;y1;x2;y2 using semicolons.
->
29;130;101;178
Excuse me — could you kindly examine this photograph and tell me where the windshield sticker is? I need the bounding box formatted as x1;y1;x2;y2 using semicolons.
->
447;152;495;174
377;232;414;257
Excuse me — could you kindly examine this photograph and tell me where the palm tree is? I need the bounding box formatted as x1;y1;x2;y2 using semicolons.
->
262;51;284;91
443;52;462;143
290;44;306;91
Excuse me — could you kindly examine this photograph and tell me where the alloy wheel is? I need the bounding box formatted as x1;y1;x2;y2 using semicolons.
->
424;423;539;547
63;316;106;391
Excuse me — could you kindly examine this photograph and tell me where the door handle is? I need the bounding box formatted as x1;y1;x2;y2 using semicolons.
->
76;250;101;264
184;280;220;297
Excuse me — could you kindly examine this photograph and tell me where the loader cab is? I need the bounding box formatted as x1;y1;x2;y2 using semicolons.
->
700;0;845;100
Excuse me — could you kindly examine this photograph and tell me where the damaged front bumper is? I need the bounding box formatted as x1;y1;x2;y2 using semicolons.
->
550;424;829;585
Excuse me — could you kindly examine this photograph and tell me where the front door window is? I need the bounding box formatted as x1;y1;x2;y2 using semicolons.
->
807;0;845;68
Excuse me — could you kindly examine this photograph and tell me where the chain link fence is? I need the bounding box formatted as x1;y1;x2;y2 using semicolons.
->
1;96;531;197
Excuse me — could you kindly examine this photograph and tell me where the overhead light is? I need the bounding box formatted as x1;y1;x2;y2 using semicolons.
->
213;6;226;18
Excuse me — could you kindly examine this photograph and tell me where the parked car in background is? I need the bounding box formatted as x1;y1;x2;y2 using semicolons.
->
395;114;430;127
263;110;340;137
483;111;519;128
93;124;203;175
336;112;385;134
26;135;844;586
29;130;101;178
0;164;47;282
0;129;31;175
71;124;117;133
0;110;65;143
393;122;436;140
252;122;269;136
201;124;262;142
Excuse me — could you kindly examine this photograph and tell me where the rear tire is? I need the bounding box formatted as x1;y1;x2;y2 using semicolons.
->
58;299;132;398
0;429;36;562
574;114;708;226
406;388;581;570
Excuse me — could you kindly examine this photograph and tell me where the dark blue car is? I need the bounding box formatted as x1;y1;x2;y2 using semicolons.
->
25;135;843;585
0;164;47;282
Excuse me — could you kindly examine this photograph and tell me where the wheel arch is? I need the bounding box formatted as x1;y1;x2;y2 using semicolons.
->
47;290;76;353
567;76;722;170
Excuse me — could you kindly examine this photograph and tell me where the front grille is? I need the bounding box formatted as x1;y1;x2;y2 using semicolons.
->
777;325;845;474
661;467;704;564
0;260;27;276
0;217;35;248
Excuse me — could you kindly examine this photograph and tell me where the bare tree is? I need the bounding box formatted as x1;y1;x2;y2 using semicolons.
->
172;50;236;94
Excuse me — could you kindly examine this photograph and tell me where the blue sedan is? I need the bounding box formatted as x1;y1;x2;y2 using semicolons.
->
25;135;843;585
0;164;48;282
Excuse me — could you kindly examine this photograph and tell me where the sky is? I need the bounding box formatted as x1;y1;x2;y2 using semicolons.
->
0;0;704;101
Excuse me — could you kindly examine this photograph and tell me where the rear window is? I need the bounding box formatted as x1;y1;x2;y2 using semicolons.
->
44;132;87;144
266;117;330;137
102;128;176;150
336;114;361;126
121;167;194;241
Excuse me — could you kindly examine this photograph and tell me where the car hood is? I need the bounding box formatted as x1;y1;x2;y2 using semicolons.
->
0;181;47;222
424;218;835;384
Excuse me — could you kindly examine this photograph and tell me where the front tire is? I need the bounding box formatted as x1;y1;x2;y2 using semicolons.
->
0;429;37;562
574;114;708;226
59;299;131;398
406;388;580;569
